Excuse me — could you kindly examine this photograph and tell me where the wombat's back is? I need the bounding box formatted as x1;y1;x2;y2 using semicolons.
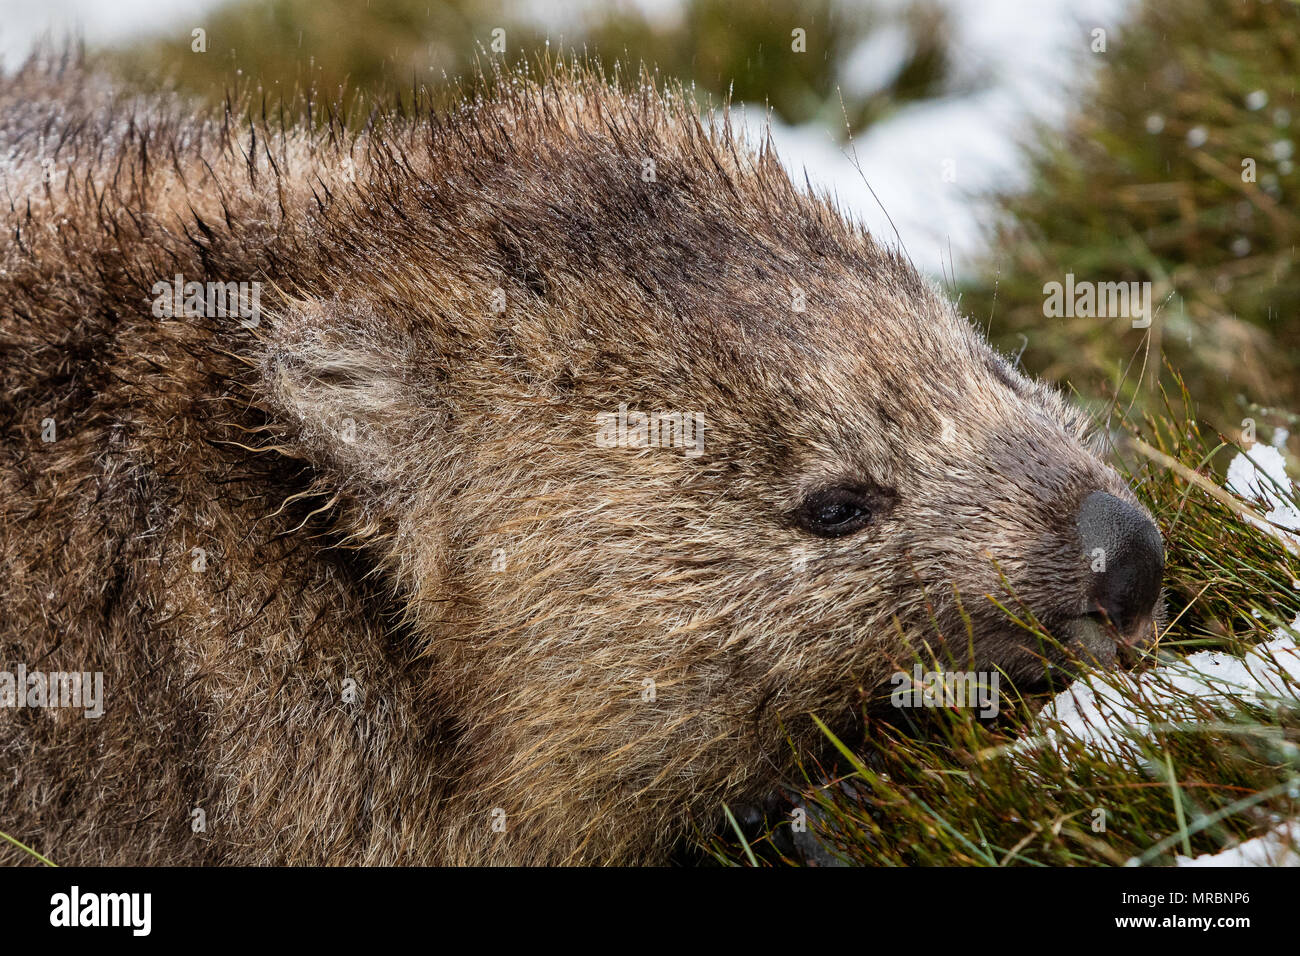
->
0;58;458;865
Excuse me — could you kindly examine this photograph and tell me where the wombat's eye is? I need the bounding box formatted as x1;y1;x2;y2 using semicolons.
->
795;487;875;537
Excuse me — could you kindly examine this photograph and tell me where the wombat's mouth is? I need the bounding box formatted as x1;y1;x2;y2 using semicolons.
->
991;604;1163;697
705;609;1165;865
1063;609;1161;669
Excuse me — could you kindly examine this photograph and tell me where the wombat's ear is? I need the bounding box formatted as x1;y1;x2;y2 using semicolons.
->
260;296;426;482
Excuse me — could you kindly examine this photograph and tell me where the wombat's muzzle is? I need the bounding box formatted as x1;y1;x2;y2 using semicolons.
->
1071;490;1164;661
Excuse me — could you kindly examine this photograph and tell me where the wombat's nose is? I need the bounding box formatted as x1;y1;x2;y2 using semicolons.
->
1077;491;1164;640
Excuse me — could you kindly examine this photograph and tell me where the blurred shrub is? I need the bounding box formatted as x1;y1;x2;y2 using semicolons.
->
586;0;952;132
966;0;1300;444
103;0;953;136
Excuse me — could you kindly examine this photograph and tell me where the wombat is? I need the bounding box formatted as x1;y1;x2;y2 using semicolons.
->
0;54;1163;865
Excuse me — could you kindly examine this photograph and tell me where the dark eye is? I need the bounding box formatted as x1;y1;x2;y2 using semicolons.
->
795;486;876;538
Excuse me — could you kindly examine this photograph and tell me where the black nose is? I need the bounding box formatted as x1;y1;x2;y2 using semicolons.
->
1077;491;1163;637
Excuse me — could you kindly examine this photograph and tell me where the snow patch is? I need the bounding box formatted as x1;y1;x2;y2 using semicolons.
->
1225;435;1300;552
1174;822;1300;867
1027;613;1300;763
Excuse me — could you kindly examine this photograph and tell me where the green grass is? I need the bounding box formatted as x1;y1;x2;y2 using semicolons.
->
0;830;58;867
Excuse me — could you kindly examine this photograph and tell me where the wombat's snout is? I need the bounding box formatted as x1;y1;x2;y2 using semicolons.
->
1075;491;1164;652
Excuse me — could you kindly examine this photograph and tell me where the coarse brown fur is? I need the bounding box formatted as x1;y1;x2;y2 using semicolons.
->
0;51;1153;865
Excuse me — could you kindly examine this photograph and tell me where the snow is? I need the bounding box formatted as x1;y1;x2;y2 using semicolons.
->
1024;615;1300;867
1174;823;1300;867
1032;613;1300;762
743;0;1133;279
1225;432;1300;552
839;24;913;101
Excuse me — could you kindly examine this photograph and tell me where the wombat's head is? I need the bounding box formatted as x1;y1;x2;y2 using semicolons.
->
259;71;1162;861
